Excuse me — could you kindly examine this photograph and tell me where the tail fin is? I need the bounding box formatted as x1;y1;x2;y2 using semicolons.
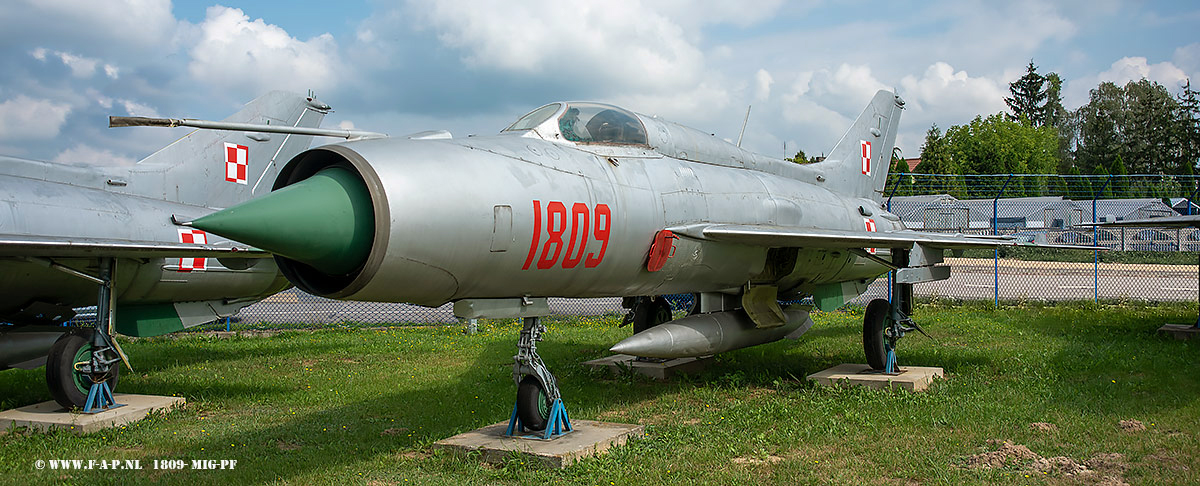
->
126;91;328;209
809;90;904;202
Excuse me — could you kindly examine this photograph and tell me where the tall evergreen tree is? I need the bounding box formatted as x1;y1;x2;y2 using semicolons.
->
1179;79;1200;175
1043;73;1067;128
1006;61;1047;126
1122;79;1180;174
915;124;962;195
915;125;954;174
1072;79;1193;177
1074;82;1125;175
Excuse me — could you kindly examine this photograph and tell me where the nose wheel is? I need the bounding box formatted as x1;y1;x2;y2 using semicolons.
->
507;316;572;439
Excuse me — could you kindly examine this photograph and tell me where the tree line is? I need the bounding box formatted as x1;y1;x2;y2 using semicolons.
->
903;61;1200;179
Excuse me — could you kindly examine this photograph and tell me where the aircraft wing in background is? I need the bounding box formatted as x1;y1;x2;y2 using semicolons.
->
669;224;1106;251
1074;214;1200;228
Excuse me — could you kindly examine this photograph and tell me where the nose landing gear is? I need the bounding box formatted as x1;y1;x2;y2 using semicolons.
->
507;316;572;439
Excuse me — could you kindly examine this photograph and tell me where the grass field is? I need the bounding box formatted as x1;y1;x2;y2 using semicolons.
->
3;302;1199;485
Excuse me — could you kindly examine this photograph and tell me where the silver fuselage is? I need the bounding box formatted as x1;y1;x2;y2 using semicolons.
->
285;127;898;306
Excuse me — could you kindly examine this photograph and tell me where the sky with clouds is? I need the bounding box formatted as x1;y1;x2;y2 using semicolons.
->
0;0;1197;166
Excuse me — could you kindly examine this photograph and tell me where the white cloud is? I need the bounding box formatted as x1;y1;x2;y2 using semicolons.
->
1098;56;1190;88
1065;56;1194;108
1;0;178;56
187;6;341;98
31;48;114;78
120;99;159;118
52;144;136;166
1174;43;1200;77
612;82;732;125
0;96;72;139
785;64;889;116
772;62;1006;157
650;0;788;29
408;0;705;92
754;69;774;102
899;62;1008;121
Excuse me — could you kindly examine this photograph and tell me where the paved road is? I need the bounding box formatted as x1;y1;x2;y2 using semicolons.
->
236;258;1198;324
853;258;1198;303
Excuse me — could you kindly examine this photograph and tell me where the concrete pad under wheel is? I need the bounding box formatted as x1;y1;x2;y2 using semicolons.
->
0;394;185;434
582;354;711;380
807;363;944;392
1159;324;1200;340
433;420;644;468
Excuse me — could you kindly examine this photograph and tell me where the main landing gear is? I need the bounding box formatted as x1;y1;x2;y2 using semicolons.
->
620;296;674;334
507;316;572;439
863;250;932;374
47;257;127;412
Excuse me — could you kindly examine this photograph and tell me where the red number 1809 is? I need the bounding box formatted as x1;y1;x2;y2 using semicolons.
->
522;200;611;270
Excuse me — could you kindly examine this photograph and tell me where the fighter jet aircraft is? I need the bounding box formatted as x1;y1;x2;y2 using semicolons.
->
0;91;389;410
120;90;1088;433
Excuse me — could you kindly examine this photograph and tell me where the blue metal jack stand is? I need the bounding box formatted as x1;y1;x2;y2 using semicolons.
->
884;345;898;374
506;398;573;439
873;247;930;374
79;257;127;413
82;380;124;414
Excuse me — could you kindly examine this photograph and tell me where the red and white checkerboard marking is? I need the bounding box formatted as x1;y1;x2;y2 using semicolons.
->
225;143;248;185
864;217;877;254
177;228;207;272
860;140;872;176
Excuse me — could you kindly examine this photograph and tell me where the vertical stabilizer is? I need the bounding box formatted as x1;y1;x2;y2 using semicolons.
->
126;91;328;209
808;90;904;202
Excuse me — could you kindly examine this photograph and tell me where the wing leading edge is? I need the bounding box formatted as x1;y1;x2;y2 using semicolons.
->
0;234;267;259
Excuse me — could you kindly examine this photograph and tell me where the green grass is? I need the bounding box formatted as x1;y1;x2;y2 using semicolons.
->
3;303;1199;485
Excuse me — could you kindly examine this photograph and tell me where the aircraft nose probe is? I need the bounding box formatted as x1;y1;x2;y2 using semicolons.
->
186;166;375;276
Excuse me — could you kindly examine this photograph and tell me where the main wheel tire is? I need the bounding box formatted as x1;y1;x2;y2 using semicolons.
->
863;299;889;371
633;296;673;334
516;375;551;431
46;328;119;410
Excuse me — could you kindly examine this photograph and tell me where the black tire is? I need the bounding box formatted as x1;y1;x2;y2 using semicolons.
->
863;299;889;371
633;296;673;334
516;375;551;431
46;328;119;410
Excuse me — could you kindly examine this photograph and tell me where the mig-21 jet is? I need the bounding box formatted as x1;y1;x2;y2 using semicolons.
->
0;92;386;410
115;90;1092;434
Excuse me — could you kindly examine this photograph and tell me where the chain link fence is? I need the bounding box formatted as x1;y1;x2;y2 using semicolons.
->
51;174;1200;330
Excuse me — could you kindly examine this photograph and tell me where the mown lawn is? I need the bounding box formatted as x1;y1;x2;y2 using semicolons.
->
2;302;1198;485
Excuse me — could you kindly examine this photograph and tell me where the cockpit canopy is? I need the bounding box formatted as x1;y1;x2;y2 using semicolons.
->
504;102;648;146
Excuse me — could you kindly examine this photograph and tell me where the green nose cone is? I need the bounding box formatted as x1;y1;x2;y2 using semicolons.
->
190;167;374;275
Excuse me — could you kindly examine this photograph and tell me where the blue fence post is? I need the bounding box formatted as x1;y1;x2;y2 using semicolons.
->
1093;175;1114;303
993;174;1014;307
886;173;904;304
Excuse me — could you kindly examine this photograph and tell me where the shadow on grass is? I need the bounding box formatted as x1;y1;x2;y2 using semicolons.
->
0;333;348;409
107;323;681;485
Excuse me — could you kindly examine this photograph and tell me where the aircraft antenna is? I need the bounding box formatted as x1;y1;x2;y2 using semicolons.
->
736;105;752;148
